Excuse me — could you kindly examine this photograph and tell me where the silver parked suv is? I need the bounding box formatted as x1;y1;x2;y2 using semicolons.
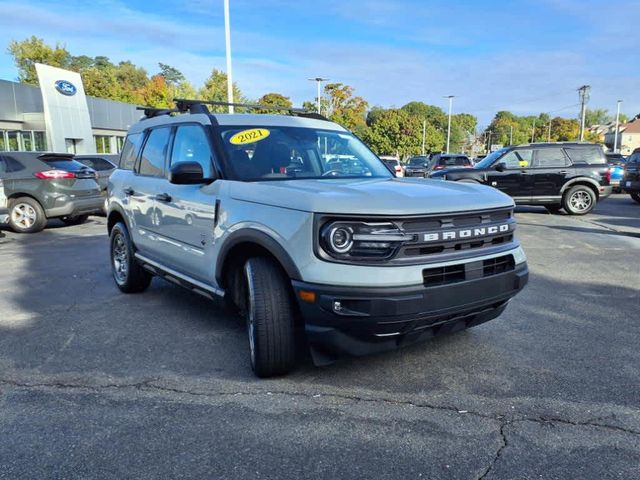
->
108;100;528;377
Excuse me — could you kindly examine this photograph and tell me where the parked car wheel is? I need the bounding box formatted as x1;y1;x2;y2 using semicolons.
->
110;222;152;293
563;185;596;215
61;214;89;226
243;256;296;377
8;197;47;233
631;193;640;204
545;205;563;214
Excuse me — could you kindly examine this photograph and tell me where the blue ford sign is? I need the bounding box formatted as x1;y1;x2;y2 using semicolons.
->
54;80;77;96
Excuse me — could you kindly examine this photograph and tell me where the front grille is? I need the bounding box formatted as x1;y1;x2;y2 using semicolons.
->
398;207;516;260
423;264;465;286
422;254;515;287
483;255;515;277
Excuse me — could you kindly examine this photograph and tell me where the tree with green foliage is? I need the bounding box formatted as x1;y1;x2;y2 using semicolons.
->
158;63;185;86
138;75;172;109
7;36;71;84
256;93;292;114
199;68;245;112
584;108;612;127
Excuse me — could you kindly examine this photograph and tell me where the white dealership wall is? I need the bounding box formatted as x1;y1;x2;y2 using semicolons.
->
35;63;94;154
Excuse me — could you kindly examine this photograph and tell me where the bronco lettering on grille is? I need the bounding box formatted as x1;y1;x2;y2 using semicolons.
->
423;223;510;242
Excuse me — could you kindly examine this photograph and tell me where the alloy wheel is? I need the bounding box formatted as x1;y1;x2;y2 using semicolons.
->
11;203;37;229
569;190;592;212
112;233;129;284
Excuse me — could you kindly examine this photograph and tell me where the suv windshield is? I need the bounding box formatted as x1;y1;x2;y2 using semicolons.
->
474;149;509;169
219;126;391;181
409;157;428;166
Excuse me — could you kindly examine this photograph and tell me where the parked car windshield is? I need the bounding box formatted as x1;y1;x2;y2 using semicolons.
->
474;149;509;169
219;126;392;181
408;156;428;166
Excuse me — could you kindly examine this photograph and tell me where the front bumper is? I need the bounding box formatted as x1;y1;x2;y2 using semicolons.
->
293;261;528;363
45;195;104;218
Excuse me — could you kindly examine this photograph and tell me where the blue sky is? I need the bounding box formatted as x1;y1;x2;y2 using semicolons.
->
0;0;638;125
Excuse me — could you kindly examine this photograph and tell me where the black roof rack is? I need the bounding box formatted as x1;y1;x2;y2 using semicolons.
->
136;106;178;120
173;99;330;121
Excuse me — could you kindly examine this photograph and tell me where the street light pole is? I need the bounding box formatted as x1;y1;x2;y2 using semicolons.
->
223;0;234;113
421;120;426;155
509;125;513;145
532;119;536;143
308;77;329;114
547;121;552;142
444;96;455;153
614;100;622;153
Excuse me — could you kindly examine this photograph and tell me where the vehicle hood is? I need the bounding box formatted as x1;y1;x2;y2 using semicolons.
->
228;177;513;215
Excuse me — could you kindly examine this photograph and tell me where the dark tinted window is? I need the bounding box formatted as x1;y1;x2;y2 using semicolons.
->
564;147;605;165
170;125;213;177
0;155;26;174
627;152;640;164
119;133;143;170
77;157;115;171
409;156;428;166
439;156;471;166
534;148;570;167
138;128;170;176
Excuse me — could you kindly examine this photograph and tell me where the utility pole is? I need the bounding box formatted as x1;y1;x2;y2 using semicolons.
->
547;121;552;142
532;118;536;143
509;125;513;145
486;130;492;152
578;85;591;141
421;120;426;156
614;99;622;153
223;0;234;113
308;77;329;114
444;95;455;153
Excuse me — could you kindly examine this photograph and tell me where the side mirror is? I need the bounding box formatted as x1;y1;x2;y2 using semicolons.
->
495;162;506;172
169;161;205;185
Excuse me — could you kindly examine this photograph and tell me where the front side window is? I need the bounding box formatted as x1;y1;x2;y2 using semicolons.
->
219;126;391;181
534;148;569;167
138;128;170;176
170;125;213;178
500;149;532;169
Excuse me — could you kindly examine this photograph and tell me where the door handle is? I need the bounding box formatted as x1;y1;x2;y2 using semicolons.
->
123;187;135;196
558;170;568;174
155;193;172;203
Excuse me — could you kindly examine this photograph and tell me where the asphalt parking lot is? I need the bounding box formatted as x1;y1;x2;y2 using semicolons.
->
0;194;638;479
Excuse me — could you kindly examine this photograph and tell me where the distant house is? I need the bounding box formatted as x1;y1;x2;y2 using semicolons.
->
604;116;640;155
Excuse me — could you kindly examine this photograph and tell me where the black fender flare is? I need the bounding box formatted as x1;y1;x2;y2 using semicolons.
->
107;203;130;234
215;229;302;285
560;178;601;196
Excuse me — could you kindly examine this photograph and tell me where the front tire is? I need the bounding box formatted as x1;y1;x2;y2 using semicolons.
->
8;197;47;233
631;193;640;204
244;256;296;377
110;222;152;293
563;185;596;215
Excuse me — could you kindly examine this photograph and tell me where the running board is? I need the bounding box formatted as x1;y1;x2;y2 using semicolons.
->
134;253;225;299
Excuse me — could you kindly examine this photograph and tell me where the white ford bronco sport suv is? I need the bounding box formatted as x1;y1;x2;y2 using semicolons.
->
108;100;528;377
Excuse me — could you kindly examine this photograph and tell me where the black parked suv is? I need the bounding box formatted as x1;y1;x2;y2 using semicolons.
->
621;148;640;203
404;155;430;177
430;143;612;215
0;152;103;233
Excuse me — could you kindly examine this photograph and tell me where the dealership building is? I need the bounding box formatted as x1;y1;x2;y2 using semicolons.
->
0;63;140;155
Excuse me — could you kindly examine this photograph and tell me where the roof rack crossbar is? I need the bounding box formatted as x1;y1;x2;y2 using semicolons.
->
136;106;179;119
173;98;329;121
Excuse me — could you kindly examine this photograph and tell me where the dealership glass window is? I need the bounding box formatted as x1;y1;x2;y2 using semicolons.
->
33;131;47;151
7;131;19;151
0;133;5;152
95;135;112;154
22;132;33;152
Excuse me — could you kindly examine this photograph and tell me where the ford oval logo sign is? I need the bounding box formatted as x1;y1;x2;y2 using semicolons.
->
54;80;77;96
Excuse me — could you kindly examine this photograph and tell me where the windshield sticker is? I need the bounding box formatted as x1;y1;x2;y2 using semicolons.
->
229;128;270;145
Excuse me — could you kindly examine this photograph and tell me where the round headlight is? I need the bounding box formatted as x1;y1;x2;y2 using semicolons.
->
328;225;353;253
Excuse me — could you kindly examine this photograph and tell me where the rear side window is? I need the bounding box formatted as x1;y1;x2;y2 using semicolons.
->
78;157;115;171
119;133;143;170
534;148;570;167
138;128;170;177
564;147;605;165
0;155;26;174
